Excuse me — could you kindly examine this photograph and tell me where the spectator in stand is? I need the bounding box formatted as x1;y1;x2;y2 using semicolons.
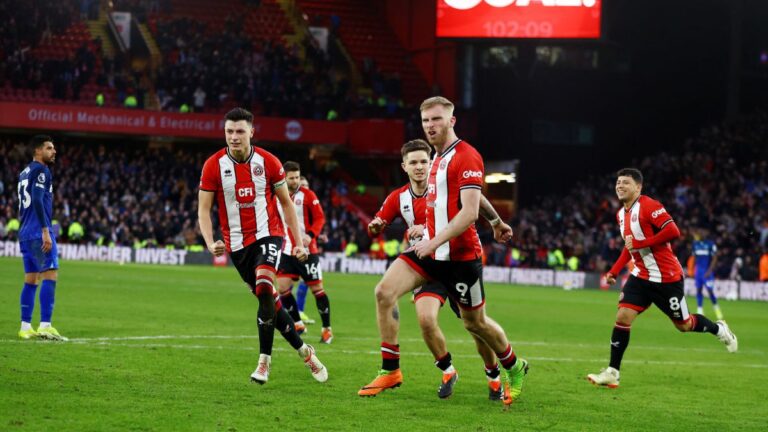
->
760;248;768;282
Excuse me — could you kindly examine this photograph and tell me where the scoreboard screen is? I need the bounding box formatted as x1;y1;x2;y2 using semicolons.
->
436;0;601;39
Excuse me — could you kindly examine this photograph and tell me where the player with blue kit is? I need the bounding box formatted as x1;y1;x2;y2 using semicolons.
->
692;227;723;320
17;135;67;341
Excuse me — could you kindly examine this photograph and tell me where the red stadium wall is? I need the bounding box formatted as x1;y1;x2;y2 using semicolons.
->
0;102;403;154
384;0;457;101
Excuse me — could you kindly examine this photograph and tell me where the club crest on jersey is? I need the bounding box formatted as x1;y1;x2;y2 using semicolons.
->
631;214;638;222
439;159;448;170
295;199;303;206
253;164;264;177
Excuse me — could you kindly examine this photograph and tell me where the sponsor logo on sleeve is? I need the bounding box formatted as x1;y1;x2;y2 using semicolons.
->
462;170;483;179
651;208;667;218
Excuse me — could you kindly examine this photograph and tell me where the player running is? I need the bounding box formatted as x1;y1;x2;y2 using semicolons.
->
359;97;529;408
692;227;723;319
16;135;67;341
587;168;738;389
295;177;315;325
198;108;327;384
368;138;515;400
276;161;333;344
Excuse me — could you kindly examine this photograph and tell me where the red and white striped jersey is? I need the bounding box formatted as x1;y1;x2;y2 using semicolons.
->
372;183;427;245
425;139;484;261
278;186;325;255
616;195;683;283
199;146;286;252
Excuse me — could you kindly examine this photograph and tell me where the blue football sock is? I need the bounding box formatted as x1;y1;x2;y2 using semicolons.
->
296;281;309;312
20;283;38;323
39;280;56;323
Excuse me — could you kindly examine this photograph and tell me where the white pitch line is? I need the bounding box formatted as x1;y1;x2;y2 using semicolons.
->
1;336;766;369
50;334;762;356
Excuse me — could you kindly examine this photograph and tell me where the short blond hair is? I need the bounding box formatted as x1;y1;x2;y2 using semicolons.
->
420;96;454;114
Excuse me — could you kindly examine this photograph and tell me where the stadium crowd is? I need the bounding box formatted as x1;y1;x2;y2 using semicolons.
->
0;0;406;119
0;138;369;255
0;2;766;280
1;111;767;281
151;16;350;118
491;111;768;280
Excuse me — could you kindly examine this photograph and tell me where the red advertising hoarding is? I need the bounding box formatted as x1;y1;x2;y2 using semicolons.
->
0;102;347;144
436;0;601;39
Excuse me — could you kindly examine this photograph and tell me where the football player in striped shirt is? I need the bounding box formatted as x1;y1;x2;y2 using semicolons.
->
276;161;333;344
359;97;528;408
198;108;327;384
588;168;738;388
368;139;513;400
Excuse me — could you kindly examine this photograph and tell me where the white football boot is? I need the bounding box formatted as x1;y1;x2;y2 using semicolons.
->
716;320;738;353
299;344;328;382
587;367;620;388
250;354;271;384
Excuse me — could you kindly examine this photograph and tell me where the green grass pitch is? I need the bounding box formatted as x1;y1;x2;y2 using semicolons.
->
1;257;766;431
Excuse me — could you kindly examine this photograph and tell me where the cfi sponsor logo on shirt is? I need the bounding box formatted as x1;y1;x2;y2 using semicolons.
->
462;170;483;179
252;164;264;177
651;208;667;218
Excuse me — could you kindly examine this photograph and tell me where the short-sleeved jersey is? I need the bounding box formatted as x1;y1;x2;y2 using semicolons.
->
278;186;325;255
692;239;716;274
18;161;53;242
373;183;427;246
616;195;683;283
425;139;483;261
199;146;286;252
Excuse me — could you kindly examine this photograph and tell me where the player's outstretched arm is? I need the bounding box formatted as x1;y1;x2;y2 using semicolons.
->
197;190;225;256
415;188;480;258
608;248;631;281
479;194;513;244
276;183;308;261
